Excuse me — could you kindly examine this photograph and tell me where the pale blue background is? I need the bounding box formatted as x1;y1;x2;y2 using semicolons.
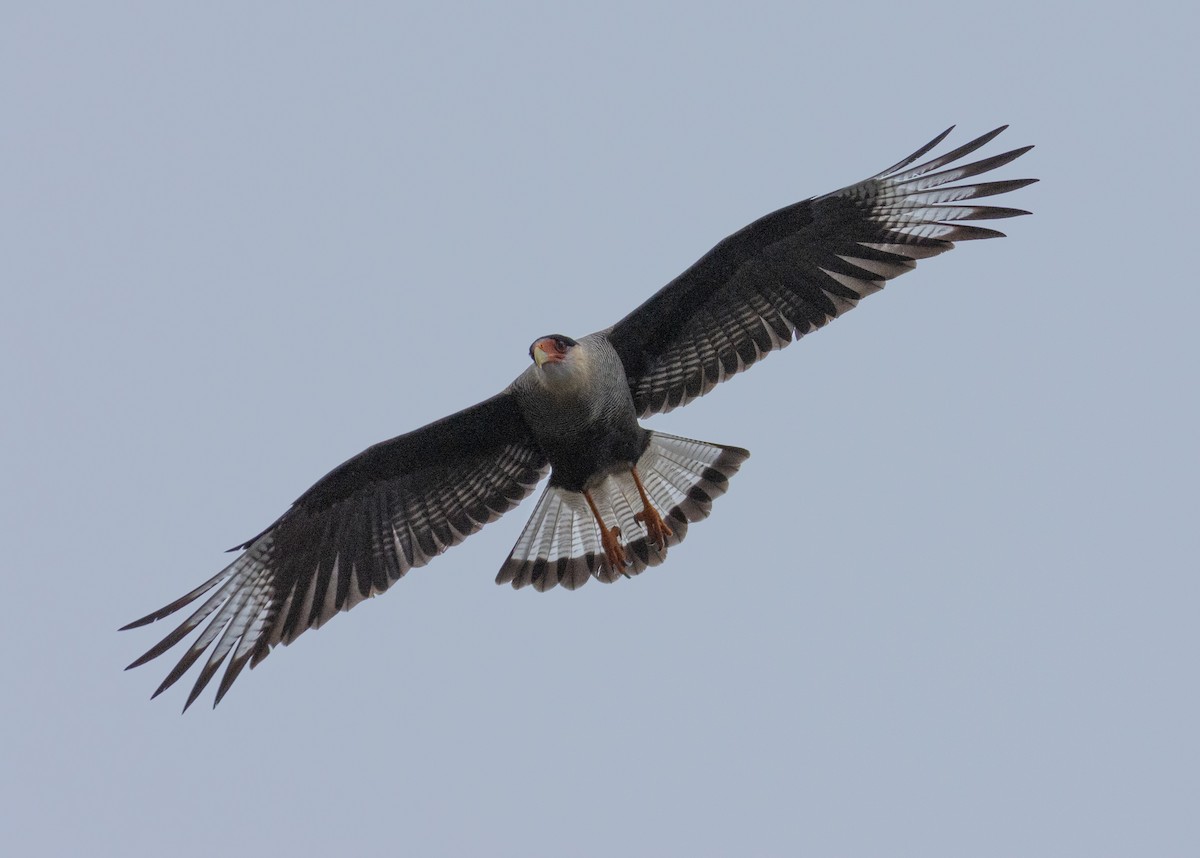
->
4;3;1196;856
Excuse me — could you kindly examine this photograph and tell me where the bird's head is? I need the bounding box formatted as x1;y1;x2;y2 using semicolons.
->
529;335;578;370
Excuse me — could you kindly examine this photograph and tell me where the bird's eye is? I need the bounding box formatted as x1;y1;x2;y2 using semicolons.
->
555;337;570;351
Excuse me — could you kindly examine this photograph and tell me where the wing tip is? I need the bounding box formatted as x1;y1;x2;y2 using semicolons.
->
119;604;181;631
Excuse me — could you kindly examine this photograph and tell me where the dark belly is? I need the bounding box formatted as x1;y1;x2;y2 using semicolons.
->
542;420;651;492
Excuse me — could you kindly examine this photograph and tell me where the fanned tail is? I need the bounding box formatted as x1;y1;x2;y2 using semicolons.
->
496;432;749;591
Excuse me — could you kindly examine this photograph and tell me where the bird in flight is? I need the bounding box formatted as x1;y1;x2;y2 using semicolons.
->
124;126;1035;710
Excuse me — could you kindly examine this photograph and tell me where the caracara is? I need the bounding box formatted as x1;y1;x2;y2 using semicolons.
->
124;126;1036;710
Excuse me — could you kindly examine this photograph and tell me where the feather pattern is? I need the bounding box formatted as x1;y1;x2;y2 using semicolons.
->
122;394;547;710
123;125;1034;712
496;432;749;591
605;126;1036;417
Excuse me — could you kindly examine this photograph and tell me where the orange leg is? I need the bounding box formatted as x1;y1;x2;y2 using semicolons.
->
631;467;674;551
583;488;627;574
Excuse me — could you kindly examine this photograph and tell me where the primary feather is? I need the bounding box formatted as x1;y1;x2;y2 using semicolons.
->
124;126;1035;710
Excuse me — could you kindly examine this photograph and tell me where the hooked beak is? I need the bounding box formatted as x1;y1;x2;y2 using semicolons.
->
532;337;563;368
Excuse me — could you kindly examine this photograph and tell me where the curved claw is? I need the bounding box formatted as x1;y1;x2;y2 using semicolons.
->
600;524;628;575
634;506;673;551
631;466;674;551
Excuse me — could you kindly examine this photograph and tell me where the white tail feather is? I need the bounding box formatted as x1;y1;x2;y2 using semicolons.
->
496;432;749;591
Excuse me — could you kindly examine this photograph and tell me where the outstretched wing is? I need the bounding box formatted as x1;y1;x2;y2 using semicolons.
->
122;392;548;710
605;126;1036;417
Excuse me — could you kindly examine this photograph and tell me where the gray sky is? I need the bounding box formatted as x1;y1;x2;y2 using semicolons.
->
4;3;1197;856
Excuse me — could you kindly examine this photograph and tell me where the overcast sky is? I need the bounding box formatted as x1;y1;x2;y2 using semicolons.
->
4;3;1197;856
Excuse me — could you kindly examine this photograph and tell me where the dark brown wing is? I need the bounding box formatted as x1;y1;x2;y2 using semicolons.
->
122;392;548;711
605;126;1036;417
